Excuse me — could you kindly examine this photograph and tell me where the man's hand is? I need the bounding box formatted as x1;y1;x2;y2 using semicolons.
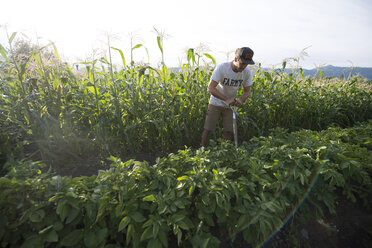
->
235;98;243;107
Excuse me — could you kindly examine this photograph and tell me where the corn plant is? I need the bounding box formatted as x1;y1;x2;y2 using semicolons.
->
1;28;372;175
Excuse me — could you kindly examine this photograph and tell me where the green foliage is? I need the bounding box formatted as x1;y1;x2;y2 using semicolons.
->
239;69;372;140
0;122;371;247
1;30;371;174
1;61;371;173
0;28;371;247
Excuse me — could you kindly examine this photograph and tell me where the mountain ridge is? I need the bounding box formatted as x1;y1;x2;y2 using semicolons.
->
272;65;372;79
169;65;372;79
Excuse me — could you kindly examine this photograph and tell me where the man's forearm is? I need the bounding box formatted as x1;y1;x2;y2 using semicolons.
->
238;92;250;102
207;80;237;106
208;86;228;101
208;85;236;106
238;87;251;103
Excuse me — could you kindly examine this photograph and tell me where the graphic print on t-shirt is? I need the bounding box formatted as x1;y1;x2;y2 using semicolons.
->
222;78;243;87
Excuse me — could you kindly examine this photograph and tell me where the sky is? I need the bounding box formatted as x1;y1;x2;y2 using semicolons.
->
1;0;372;69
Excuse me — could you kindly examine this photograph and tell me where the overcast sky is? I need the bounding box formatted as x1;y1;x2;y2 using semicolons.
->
1;0;371;69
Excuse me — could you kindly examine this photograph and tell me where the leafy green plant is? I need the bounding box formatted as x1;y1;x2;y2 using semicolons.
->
0;121;371;247
1;27;372;247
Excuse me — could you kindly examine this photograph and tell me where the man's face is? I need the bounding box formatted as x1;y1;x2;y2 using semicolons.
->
233;57;248;72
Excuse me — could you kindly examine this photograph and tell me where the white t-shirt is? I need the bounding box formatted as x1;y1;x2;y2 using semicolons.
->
209;62;253;107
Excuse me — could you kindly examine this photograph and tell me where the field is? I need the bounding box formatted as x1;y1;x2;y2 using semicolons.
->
1;32;372;247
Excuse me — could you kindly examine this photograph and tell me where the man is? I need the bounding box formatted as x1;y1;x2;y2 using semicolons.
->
201;47;255;147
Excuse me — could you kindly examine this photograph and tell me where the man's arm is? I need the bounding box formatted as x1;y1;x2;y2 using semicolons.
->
207;80;235;106
235;86;251;107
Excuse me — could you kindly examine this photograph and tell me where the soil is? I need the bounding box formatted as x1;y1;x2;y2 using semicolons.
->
261;196;372;248
217;194;372;248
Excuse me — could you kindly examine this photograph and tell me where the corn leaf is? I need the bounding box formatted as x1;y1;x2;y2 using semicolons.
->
111;47;126;67
132;44;143;50
9;32;17;44
157;36;163;54
204;53;216;66
0;43;8;61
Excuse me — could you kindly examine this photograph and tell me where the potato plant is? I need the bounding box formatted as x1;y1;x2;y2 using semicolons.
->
0;122;371;247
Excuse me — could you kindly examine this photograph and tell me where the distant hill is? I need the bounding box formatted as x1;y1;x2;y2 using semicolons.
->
169;65;372;79
282;65;372;79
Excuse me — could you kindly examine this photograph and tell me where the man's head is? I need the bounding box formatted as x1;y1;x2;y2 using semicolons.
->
235;47;255;65
232;47;254;72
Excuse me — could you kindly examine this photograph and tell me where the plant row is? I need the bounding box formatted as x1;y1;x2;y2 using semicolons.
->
1;62;371;172
1;121;371;247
